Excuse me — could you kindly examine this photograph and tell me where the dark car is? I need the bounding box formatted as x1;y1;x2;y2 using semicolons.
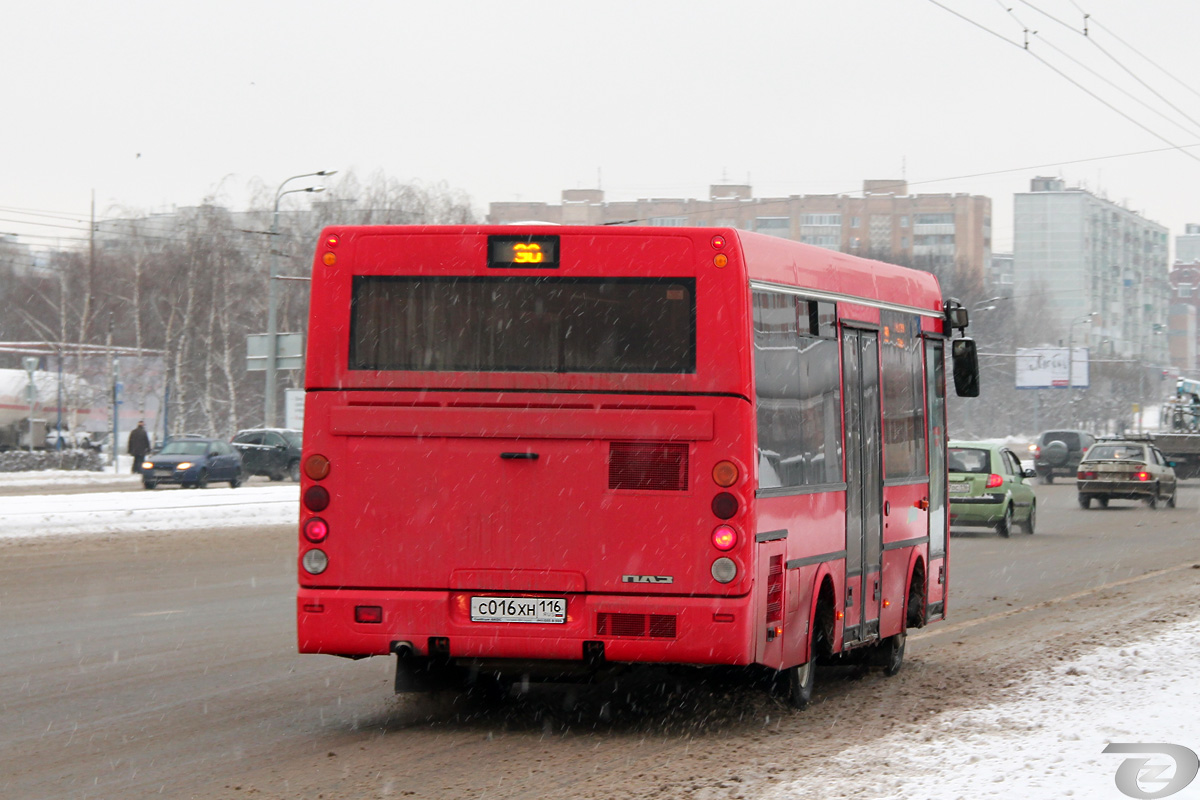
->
231;428;302;482
141;437;244;489
1029;429;1096;484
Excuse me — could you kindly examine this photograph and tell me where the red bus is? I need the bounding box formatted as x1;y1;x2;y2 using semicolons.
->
297;225;978;707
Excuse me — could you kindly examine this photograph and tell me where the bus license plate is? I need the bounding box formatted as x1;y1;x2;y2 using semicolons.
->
470;597;566;624
948;482;971;494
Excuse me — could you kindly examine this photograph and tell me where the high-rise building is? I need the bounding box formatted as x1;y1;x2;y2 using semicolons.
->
1176;223;1200;265
1013;177;1170;364
488;181;992;294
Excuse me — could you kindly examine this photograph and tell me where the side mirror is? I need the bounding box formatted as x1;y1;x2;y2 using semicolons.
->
1023;468;1036;478
951;338;980;397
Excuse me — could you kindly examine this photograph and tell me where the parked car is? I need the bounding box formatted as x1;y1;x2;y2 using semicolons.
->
948;441;1037;537
231;428;302;482
1076;437;1177;509
140;437;244;489
1029;429;1096;483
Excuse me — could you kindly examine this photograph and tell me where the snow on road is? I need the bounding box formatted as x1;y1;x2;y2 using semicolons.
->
771;616;1200;799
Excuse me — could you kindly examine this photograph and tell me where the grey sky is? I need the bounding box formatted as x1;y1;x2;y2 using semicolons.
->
5;0;1200;254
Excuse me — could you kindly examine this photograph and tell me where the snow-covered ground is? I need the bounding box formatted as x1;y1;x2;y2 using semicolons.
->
0;460;297;539
772;617;1200;799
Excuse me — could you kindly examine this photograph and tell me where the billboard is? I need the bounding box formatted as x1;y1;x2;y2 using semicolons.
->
1016;347;1089;389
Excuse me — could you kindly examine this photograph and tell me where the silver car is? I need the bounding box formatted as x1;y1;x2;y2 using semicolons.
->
1076;439;1177;509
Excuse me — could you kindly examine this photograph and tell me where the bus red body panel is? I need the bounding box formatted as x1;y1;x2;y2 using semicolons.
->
298;225;954;689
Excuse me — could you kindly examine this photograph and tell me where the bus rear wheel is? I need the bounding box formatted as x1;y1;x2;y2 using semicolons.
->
786;658;815;709
879;631;906;676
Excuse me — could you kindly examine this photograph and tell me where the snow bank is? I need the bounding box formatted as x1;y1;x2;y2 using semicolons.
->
773;618;1200;799
0;483;299;539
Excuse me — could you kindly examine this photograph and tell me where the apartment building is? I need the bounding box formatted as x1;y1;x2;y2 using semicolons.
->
1013;177;1170;365
488;181;992;293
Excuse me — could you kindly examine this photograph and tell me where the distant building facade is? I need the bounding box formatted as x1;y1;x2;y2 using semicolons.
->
1169;261;1200;375
1013;177;1170;365
488;181;992;294
1176;223;1200;265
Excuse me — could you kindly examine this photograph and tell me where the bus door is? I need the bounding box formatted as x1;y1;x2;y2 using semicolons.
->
925;338;947;620
841;327;883;646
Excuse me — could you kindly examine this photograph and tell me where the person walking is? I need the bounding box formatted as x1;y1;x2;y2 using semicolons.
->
127;420;151;474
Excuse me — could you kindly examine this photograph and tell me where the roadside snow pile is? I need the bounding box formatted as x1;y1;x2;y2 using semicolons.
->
0;449;103;472
773;617;1200;799
0;484;299;538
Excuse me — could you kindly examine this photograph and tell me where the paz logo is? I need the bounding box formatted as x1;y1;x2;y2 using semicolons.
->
1103;743;1199;799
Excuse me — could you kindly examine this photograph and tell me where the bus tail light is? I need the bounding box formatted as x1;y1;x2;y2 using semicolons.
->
355;605;383;624
305;454;331;480
712;460;739;487
301;549;328;575
711;525;737;551
303;517;329;543
711;557;737;583
985;473;1003;488
711;492;738;519
304;485;330;512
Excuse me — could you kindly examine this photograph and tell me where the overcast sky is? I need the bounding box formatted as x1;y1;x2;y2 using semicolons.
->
6;0;1200;255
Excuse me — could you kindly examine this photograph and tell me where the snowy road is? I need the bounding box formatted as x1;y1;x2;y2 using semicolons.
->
1;472;1197;799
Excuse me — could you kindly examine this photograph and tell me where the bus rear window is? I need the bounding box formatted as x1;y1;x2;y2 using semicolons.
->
349;276;696;373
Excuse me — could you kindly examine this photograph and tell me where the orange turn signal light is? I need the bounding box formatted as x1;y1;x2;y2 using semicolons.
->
304;454;331;481
712;460;739;487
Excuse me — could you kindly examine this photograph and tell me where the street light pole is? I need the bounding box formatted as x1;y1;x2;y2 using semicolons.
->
265;170;334;427
1068;312;1097;426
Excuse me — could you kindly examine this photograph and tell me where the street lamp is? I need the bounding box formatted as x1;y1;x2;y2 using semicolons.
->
265;170;335;427
1067;312;1097;401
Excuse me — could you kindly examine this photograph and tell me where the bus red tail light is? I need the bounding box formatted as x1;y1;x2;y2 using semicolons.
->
1136;469;1152;481
305;454;331;481
712;525;737;551
304;485;330;512
355;605;383;624
303;517;329;543
985;473;1003;489
711;492;739;519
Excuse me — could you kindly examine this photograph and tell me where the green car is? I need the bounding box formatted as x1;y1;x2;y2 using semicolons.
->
947;441;1037;537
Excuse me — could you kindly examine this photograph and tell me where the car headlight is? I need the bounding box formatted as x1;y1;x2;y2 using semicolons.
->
176;461;193;470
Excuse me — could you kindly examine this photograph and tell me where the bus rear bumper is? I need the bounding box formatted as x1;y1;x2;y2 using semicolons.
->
297;588;757;666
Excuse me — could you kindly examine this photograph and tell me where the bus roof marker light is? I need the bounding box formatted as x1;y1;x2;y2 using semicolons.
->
713;254;729;268
325;234;340;248
710;235;726;249
322;252;337;266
